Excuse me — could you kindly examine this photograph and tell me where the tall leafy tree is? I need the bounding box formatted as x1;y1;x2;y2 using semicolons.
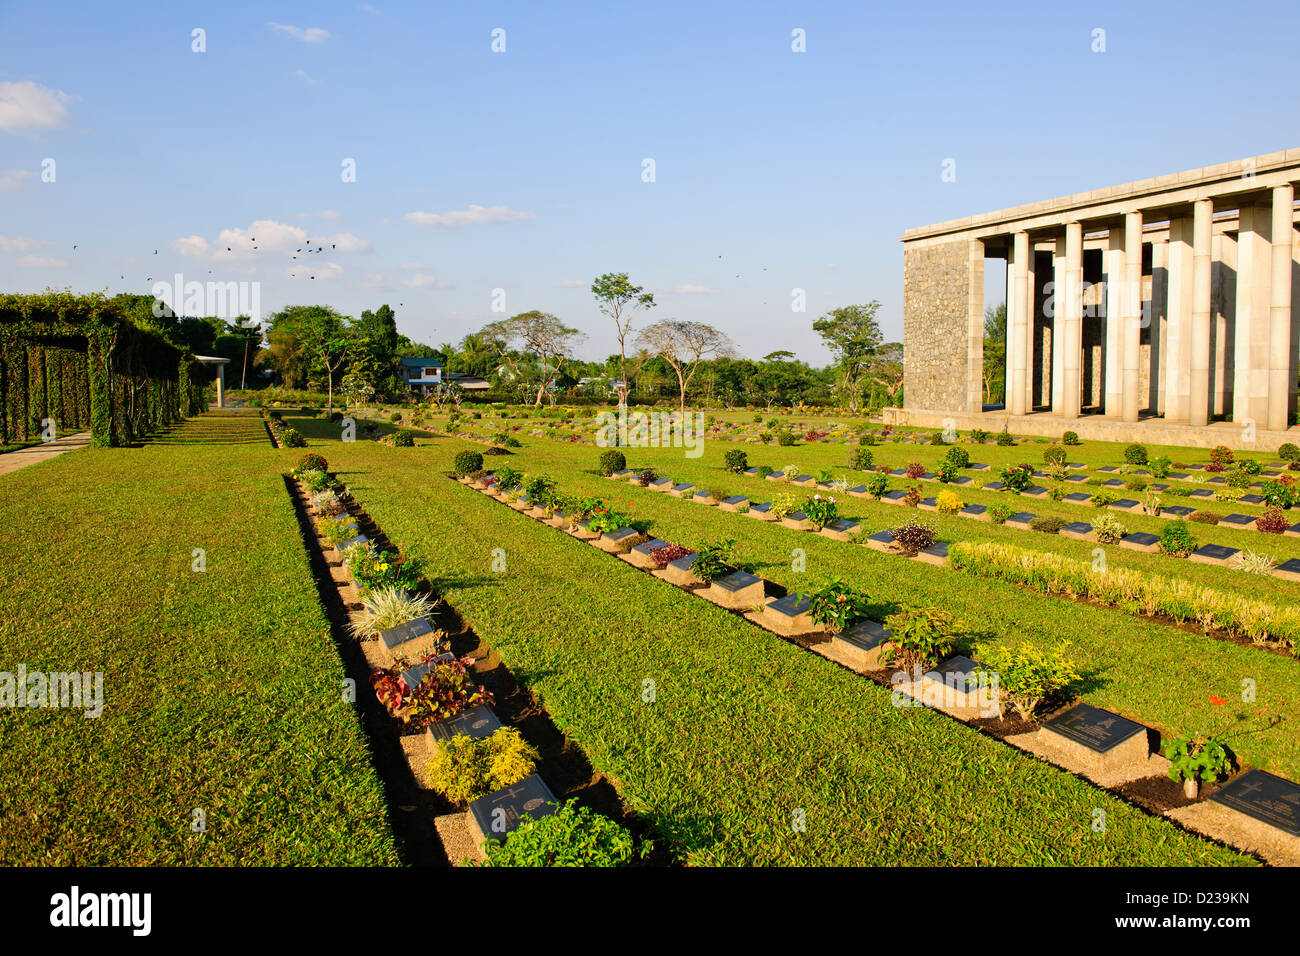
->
268;305;353;409
479;311;585;406
636;320;735;418
591;272;655;408
812;302;884;412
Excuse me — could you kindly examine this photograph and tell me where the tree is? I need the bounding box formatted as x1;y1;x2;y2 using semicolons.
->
812;302;884;413
868;341;905;410
982;302;1007;406
636;320;735;418
270;305;353;409
479;311;585;407
592;273;655;408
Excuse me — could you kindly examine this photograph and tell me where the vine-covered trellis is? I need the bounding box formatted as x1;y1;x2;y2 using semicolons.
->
0;291;211;447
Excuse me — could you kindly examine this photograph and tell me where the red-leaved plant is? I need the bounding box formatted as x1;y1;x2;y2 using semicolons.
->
649;544;693;569
370;653;493;729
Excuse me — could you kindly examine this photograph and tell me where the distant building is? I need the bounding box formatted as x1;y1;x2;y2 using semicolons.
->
447;372;491;392
400;357;444;393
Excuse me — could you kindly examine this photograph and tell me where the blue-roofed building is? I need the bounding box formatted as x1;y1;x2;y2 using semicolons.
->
400;357;445;393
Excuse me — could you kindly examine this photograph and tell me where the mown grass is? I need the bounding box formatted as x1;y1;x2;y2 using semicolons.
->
0;412;398;865
292;420;1253;865
285;413;1300;785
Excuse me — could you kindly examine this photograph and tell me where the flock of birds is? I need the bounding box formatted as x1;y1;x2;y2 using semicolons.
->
80;233;355;287
72;242;770;310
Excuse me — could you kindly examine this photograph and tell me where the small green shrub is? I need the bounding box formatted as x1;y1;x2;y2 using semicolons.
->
1148;456;1172;479
454;450;484;477
1030;515;1066;534
776;430;797;447
723;449;749;473
882;606;962;673
1042;446;1066;466
280;427;307;448
1279;442;1300;463
995;431;1015;447
1124;443;1148;465
1159;519;1197;558
691;539;737;583
989;503;1015;524
756;465;774;479
598;449;626;476
391;429;415;447
850;447;874;470
1062;431;1080;446
479;799;647;867
943;446;971;469
297;453;329;473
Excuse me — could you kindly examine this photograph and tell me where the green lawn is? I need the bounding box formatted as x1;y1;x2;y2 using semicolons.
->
0;411;398;865
284;417;1255;865
291;413;1300;782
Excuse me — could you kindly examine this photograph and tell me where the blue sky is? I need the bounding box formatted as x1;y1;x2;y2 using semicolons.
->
2;0;1298;364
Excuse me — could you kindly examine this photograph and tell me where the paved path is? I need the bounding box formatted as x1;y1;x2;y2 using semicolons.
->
0;432;92;477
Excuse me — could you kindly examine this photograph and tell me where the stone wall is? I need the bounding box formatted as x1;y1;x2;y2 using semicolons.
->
903;239;969;411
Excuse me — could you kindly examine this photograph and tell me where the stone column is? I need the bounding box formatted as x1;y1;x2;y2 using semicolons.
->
1269;183;1294;432
1058;222;1083;418
1121;211;1143;422
1051;236;1066;413
1164;214;1194;421
1104;227;1124;415
1026;247;1040;410
216;364;226;408
1235;203;1272;428
966;238;985;414
1008;232;1029;415
1189;199;1214;426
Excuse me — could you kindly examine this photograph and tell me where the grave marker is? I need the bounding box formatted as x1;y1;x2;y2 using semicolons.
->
467;774;559;845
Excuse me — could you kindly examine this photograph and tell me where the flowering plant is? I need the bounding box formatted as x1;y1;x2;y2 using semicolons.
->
800;578;870;633
352;548;421;593
801;493;839;531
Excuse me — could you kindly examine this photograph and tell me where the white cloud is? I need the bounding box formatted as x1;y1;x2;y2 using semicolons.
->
291;69;316;84
172;219;370;259
401;273;452;289
360;272;388;291
404;204;535;228
0;169;35;193
357;3;381;13
556;278;587;288
400;261;424;270
0;234;51;253
328;232;371;253
318;209;342;220
286;262;344;280
0;81;75;132
268;23;330;43
17;254;68;268
171;235;210;257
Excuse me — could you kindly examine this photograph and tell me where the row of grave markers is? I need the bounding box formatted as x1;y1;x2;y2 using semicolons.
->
470;469;1300;860
718;465;1300;582
298;476;561;856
